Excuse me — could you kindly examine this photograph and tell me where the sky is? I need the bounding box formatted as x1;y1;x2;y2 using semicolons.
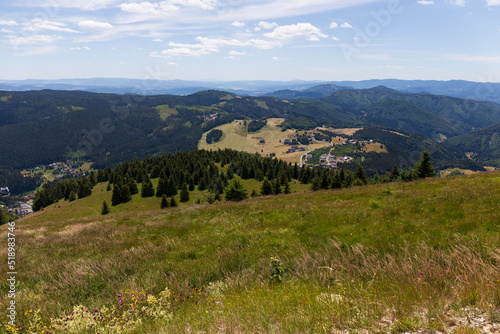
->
0;0;499;82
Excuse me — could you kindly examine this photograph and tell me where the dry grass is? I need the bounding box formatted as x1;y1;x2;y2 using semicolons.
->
1;172;499;333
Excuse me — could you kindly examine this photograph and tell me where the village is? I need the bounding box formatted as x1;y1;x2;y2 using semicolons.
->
282;131;379;169
1;160;91;219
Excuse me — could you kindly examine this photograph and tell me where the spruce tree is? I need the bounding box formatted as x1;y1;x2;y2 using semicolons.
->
111;184;122;206
101;201;110;215
156;172;168;197
224;178;248;202
141;174;155;197
389;164;400;181
169;197;177;207
161;194;169;209
180;183;190;202
283;181;291;194
166;175;178;197
106;182;112;191
414;150;435;179
121;185;132;203
128;178;139;195
261;177;273;195
68;191;77;202
354;165;368;185
310;177;321;191
272;179;281;195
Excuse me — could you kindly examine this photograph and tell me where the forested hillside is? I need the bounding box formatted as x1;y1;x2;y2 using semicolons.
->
1;87;499;176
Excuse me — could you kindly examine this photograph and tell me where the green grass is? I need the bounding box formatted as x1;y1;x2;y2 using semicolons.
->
2;172;499;333
154;105;178;120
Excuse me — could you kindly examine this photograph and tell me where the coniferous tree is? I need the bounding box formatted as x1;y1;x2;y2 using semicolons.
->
354;165;368;185
169;197;177;207
283;181;291;194
156;172;168;197
188;177;195;191
198;177;206;191
141;174;155;197
161;194;169;209
261;177;273;195
272;179;281;195
128;178;139;195
101;201;110;215
166;175;178;197
106;182;112;191
180;183;190;202
77;178;92;199
414;150;435;179
389;164;400;182
330;174;342;189
111;184;122;206
121;184;132;203
321;170;330;189
68;191;77;202
310;177;321;191
224;178;248;202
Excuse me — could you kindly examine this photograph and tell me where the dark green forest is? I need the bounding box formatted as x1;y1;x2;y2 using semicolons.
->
1;86;499;195
32;148;439;212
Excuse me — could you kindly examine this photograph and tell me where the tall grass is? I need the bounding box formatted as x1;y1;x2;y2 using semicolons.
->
1;172;499;333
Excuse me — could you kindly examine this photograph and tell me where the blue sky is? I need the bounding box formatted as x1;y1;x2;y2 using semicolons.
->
0;0;499;81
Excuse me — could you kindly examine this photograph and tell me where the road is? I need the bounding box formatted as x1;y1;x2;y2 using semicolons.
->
300;146;311;167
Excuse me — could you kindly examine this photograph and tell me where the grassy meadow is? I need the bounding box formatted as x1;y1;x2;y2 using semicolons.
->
1;172;499;333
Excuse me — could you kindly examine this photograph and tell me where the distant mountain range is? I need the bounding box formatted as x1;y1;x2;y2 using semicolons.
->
1;78;500;104
1;86;499;173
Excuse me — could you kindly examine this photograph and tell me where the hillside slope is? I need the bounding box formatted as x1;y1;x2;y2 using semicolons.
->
4;172;499;333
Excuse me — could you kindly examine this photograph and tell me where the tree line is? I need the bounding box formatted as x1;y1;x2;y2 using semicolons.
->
32;148;436;212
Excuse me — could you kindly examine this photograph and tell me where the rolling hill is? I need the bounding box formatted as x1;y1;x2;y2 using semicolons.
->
4;170;499;333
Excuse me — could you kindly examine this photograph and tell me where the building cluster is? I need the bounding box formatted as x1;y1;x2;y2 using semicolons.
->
287;146;306;153
201;113;219;122
4;201;33;218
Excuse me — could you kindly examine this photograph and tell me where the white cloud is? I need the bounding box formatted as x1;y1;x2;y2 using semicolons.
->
78;20;114;29
0;20;18;26
159;36;281;57
486;0;500;5
168;62;178;65
447;0;465;6
24;19;79;33
254;21;278;31
27;0;122;10
119;0;216;13
170;0;217;10
1;29;14;33
329;22;338;29
70;46;90;50
332;36;340;41
119;1;179;14
232;21;245;27
220;0;386;23
152;38;163;42
229;50;247;56
341;22;353;28
4;34;64;46
417;0;435;5
264;23;328;40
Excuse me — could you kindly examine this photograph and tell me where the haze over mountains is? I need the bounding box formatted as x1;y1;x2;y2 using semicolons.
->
1;79;500;104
